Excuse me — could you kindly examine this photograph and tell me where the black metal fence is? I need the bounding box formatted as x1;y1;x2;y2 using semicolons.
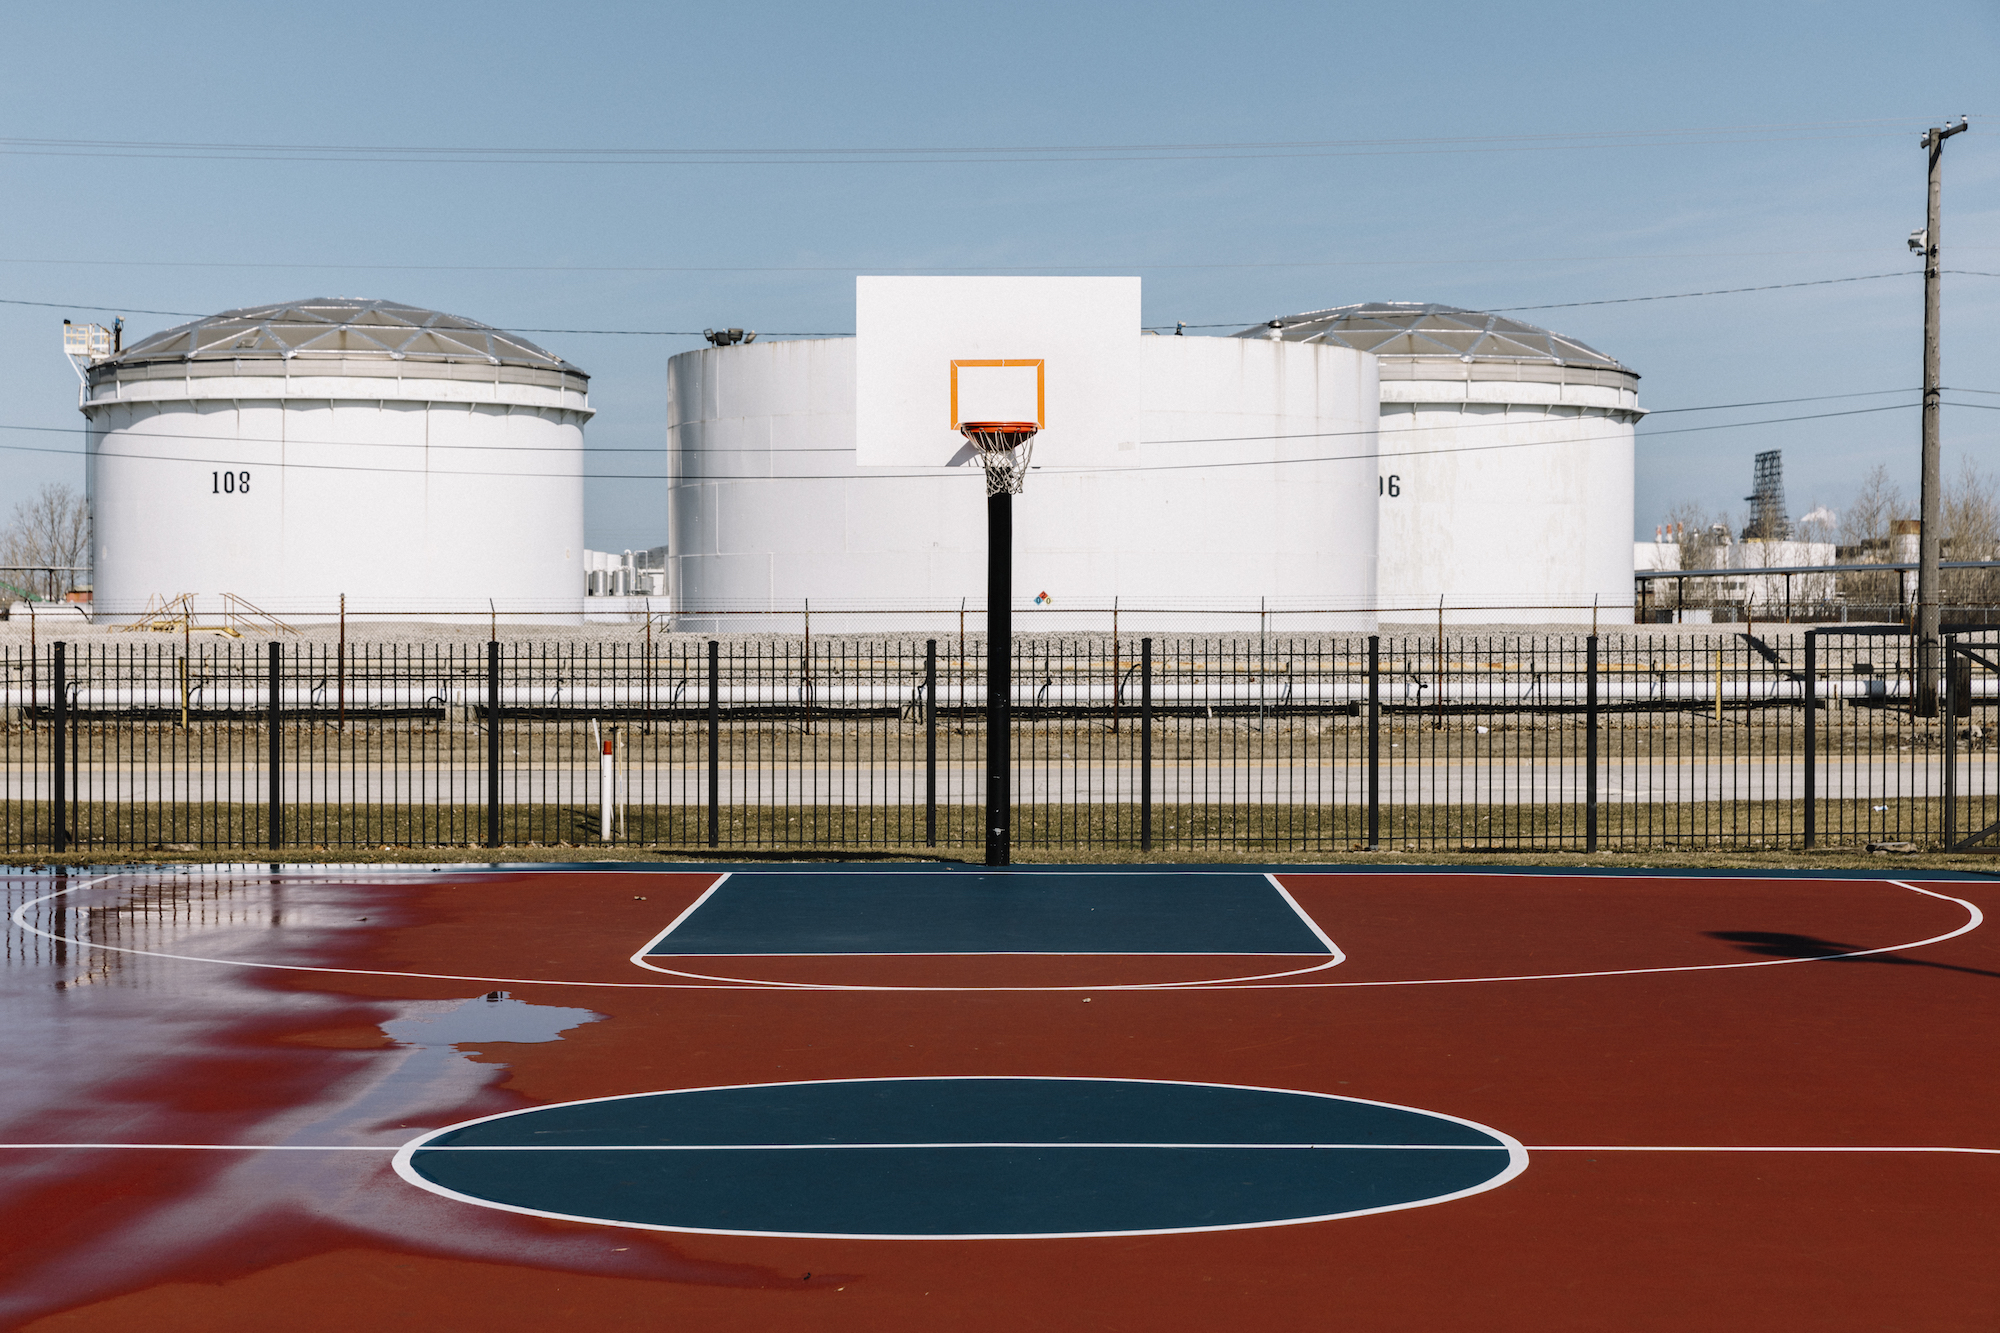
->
5;631;1998;855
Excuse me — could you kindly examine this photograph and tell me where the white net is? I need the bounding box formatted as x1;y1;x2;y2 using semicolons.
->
960;424;1038;497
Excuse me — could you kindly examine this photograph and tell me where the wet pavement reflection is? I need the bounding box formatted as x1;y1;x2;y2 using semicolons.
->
0;868;763;1326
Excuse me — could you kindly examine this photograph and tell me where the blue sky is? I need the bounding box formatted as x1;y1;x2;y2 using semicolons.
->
1;0;1994;551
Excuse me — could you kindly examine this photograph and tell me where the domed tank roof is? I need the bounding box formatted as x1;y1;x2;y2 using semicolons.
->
102;297;586;377
1235;302;1635;385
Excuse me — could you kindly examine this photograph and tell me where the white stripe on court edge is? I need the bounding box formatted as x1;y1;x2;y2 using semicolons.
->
0;1142;1992;1154
8;874;1985;995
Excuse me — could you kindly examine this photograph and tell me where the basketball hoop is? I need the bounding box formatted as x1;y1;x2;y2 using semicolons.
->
959;421;1038;497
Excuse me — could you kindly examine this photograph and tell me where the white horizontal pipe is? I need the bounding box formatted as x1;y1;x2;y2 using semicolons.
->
2;675;1989;711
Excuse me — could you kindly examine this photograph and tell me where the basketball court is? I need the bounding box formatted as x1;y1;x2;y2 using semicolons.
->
2;860;1995;1331
6;278;1994;1328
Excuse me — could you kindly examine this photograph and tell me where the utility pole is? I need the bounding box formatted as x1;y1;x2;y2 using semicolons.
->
1913;114;1969;716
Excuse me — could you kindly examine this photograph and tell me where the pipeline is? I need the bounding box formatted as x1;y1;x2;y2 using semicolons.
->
1;675;1978;712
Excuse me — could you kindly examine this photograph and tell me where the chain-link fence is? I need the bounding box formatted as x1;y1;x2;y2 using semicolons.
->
5;631;1997;855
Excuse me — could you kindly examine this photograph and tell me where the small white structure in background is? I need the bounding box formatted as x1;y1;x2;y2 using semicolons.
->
583;545;669;623
62;319;116;367
666;277;1381;633
1242;304;1640;624
1890;518;1922;566
80;298;590;624
1634;525;1680;574
1729;539;1836;609
3;601;91;625
584;546;669;597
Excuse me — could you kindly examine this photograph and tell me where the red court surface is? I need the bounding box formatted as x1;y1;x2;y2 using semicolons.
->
1;864;1996;1331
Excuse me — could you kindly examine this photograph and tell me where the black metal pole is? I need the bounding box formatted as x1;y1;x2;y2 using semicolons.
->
1585;634;1599;852
1803;631;1817;849
1140;637;1153;852
707;639;720;849
51;641;65;854
67;646;79;848
1367;634;1380;851
486;639;501;849
1944;636;1957;847
268;640;282;852
985;491;1012;867
924;638;937;848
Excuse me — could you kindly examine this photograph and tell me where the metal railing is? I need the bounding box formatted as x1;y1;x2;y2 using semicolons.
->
5;631;1998;855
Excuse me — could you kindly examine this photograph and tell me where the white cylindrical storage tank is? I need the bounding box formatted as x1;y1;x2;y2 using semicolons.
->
82;298;590;623
1241;304;1640;624
667;335;1378;632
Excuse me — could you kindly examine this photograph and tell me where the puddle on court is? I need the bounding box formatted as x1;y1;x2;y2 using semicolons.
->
381;993;603;1047
0;870;759;1326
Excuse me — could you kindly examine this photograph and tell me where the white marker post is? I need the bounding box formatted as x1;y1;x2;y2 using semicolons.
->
592;720;614;842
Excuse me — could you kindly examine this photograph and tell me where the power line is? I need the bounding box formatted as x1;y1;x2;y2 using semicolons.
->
0;401;1945;483
0;295;841;338
9;263;1991;342
0;119;1930;168
1143;269;2000;332
1133;402;1918;450
2;119;1928;154
0;389;1930;462
1;246;1968;275
1489;272;1916;311
1645;389;1919;415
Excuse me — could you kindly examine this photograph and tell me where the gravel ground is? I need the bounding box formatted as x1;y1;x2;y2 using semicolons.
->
0;613;1906;652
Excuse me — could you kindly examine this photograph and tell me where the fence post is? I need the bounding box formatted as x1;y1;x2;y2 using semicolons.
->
707;639;720;849
924;638;937;848
268;640;282;852
1140;637;1153;852
1585;634;1599;853
1803;630;1817;849
487;639;502;849
1943;635;1956;848
51;641;66;854
1367;634;1380;851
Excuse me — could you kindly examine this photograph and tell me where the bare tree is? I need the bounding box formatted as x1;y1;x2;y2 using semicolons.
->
1657;503;1729;612
1664;503;1728;571
1840;463;1903;553
1;483;90;600
1942;458;1998;557
1796;504;1836;546
1942;458;2000;609
1838;464;1905;612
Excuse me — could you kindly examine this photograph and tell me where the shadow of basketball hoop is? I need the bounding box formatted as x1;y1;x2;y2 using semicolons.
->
1705;929;2000;980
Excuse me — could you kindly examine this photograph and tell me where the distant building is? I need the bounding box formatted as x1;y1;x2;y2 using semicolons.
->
583;545;669;622
1728;538;1835;609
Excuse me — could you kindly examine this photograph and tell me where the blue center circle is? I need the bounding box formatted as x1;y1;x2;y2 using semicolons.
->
396;1077;1525;1238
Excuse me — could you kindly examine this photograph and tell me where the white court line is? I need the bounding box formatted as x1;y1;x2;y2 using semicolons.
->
627;871;733;969
626;870;1347;990
628;955;1345;991
7;873;1985;995
0;1141;1992;1154
1221;878;1984;990
389;1074;1530;1240
13;871;1329;994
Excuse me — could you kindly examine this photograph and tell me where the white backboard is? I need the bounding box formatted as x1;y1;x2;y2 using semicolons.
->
854;276;1141;467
